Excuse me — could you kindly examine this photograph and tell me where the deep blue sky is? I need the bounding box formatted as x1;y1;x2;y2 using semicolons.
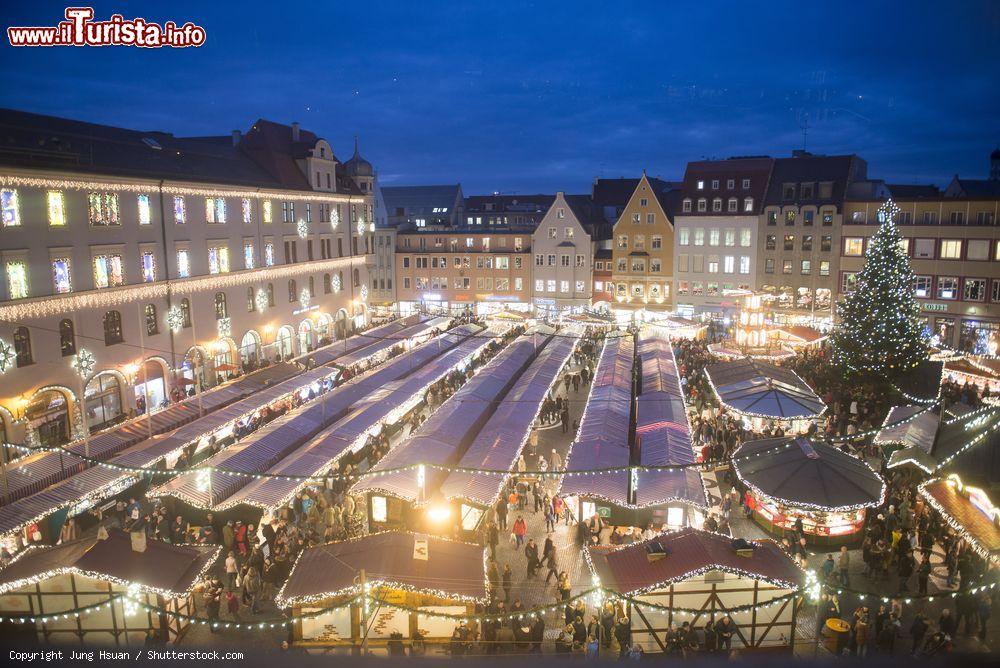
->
1;1;998;193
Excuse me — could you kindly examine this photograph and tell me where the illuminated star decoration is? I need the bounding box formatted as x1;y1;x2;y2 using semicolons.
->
166;305;185;333
357;216;366;236
0;338;15;373
330;208;339;231
360;284;368;302
297;219;309;239
217;317;232;338
331;274;342;293
72;348;96;378
255;288;269;312
300;288;312;310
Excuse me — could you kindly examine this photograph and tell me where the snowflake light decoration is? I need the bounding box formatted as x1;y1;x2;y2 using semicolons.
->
297;219;309;239
255;288;269;312
330;208;340;231
166;305;184;333
217;317;232;338
72;348;96;378
331;274;342;293
360;284;369;302
357;216;366;236
300;288;312;310
0;338;15;373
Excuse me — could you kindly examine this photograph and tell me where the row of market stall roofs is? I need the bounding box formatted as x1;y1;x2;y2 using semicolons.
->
150;324;488;510
350;326;571;505
879;403;1000;478
0;316;447;537
560;330;707;509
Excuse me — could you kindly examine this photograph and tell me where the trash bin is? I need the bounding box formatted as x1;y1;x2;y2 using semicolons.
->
824;617;850;655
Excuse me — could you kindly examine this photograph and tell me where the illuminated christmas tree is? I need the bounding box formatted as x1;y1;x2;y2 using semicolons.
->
832;199;927;377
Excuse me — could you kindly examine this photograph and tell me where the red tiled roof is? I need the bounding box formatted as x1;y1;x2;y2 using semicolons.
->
587;527;803;595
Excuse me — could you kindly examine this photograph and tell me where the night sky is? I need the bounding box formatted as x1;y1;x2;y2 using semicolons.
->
1;1;998;194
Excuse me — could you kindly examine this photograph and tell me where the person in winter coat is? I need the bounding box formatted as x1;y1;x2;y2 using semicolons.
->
614;617;631;658
512;515;527;548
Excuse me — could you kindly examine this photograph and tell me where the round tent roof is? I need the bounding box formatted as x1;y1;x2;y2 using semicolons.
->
733;437;886;511
705;358;825;420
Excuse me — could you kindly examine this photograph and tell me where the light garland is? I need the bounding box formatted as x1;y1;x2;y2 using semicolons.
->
0;173;366;206
0;256;366;321
704;362;827;423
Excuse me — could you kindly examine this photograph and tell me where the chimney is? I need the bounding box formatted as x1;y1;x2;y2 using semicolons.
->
291;122;300;142
231;130;241;146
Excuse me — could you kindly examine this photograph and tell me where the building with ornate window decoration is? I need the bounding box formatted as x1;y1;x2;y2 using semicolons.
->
0;109;375;448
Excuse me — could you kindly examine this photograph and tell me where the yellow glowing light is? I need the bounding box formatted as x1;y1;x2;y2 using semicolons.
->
427;505;452;523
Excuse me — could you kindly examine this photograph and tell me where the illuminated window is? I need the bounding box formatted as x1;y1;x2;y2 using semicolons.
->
743;197;753;212
88;192;119;226
709;228;720;246
242;198;252;224
693;229;705;246
177;249;190;278
940;239;962;259
208;245;230;274
372;496;388;523
52;258;72;293
678;228;690;245
740;229;752;247
1;189;20;226
913;275;932;298
141;251;156;283
843;238;865;256
173;196;186;224
964;278;987;302
205;197;226;223
48;191;66;226
739;256;750;274
937;276;958;300
819;261;830;276
145;304;158;336
723;256;735;273
244;242;255;269
6;260;28;298
137;195;152;225
93;254;124;288
103;310;124;345
264;242;275;267
262;200;272;224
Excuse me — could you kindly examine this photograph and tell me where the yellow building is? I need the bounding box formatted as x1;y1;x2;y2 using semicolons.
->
610;174;677;312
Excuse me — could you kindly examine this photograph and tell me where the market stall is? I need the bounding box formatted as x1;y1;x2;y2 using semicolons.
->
918;475;1000;562
586;527;803;653
705;359;826;434
732;437;885;545
0;529;218;645
276;531;487;650
877;405;940;472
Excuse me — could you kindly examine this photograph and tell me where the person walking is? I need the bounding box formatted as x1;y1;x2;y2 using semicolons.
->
496;498;508;531
524;538;540;577
545;545;559;584
502;563;512;603
512;515;527;549
225;551;238;590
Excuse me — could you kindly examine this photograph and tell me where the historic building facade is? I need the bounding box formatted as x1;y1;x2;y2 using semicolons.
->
609;174;678;312
841;180;1000;353
393;229;532;315
0;110;374;447
756;153;867;326
529;193;594;315
672;158;773;317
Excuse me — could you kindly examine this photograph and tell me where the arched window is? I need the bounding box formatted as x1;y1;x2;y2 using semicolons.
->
352;268;360;288
288;279;297;303
323;273;332;294
308;276;315;297
145;304;158;336
247;286;255;312
214;292;227;319
59;319;76;357
103;310;123;346
14;326;32;366
180;298;192;328
339;270;344;288
267;283;275;307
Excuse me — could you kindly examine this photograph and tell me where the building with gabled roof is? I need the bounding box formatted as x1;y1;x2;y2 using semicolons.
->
529;191;594;313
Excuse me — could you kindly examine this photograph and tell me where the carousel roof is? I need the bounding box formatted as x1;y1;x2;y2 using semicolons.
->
587;527;803;595
705;358;825;420
732;437;885;511
276;531;487;606
919;478;1000;557
0;530;218;598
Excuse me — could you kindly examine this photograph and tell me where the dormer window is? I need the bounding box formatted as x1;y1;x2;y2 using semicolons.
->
320;147;326;158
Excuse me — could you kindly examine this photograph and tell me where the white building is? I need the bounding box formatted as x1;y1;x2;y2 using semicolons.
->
529;192;594;315
0;110;375;448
